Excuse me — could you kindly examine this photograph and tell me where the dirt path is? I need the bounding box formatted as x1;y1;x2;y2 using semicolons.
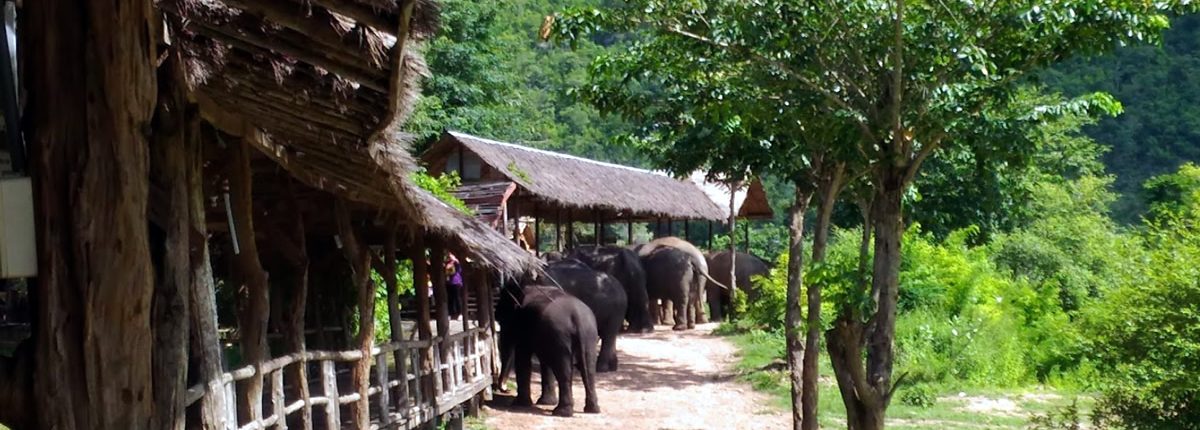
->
484;323;790;430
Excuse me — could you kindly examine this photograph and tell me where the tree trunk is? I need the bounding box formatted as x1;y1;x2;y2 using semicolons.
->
410;237;433;401
24;0;158;427
334;200;375;430
863;168;906;422
149;45;193;430
785;185;814;430
228;137;270;425
802;164;843;430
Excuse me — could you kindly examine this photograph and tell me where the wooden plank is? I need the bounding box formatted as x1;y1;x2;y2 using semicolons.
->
271;371;287;430
375;354;392;426
321;361;340;429
224;382;238;430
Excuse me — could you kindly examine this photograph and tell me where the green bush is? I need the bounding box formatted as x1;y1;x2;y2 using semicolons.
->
899;384;937;408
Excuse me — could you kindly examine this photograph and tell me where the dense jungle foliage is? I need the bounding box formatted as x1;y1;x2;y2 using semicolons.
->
403;1;1200;427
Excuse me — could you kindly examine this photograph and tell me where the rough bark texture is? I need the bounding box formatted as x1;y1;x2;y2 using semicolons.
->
228;138;270;424
280;179;312;430
335;200;375;430
189;122;228;430
802;164;843;430
0;341;33;428
785;186;813;430
150;46;193;430
410;237;434;402
430;244;450;391
24;0;159;428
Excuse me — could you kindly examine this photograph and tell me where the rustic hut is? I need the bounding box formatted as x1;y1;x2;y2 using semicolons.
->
3;1;537;430
422;131;743;249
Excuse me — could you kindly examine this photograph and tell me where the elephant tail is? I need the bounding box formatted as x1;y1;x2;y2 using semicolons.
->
701;270;731;291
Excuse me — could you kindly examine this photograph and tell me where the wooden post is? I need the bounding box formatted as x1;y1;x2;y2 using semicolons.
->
626;219;633;245
375;354;391;426
707;221;714;249
188;123;228;430
554;209;562;252
383;231;408;412
684;220;691;243
280;178;312;430
334;200;375;430
23;0;159;428
566;212;575;250
229;137;271;426
430;244;451;393
533;215;541;255
744;222;751;253
320;361;340;429
271;371;287;430
149;45;193;430
410;238;433;404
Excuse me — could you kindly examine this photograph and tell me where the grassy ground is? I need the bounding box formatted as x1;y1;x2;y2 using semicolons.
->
724;330;1094;429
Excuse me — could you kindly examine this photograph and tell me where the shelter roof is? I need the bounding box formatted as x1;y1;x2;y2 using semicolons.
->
166;0;538;273
687;173;776;220
426;131;728;221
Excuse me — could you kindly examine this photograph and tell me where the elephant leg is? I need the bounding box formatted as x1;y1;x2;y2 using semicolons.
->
672;299;688;331
550;354;575;417
693;279;707;325
578;346;600;414
512;346;535;408
708;287;724;322
537;360;557;405
597;331;618;372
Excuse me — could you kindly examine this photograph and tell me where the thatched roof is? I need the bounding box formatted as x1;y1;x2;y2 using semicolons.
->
424;131;728;221
165;0;539;273
688;173;776;220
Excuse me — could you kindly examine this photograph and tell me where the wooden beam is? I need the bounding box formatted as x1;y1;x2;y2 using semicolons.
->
165;8;388;92
309;0;399;36
218;0;390;67
334;200;376;430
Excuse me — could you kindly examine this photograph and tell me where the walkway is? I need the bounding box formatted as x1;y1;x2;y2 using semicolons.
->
484;323;790;429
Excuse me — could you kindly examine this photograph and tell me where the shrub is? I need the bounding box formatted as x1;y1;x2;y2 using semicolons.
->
899;384;937;408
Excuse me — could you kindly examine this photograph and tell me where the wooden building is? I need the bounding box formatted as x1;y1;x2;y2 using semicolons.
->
1;1;538;430
422;131;774;250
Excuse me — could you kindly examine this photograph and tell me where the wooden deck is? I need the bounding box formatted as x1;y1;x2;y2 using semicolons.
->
185;326;495;430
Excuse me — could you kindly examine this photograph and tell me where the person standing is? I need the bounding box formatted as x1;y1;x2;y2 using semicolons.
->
445;253;464;320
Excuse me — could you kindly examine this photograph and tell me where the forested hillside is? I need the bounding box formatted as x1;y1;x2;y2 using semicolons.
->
1042;14;1200;221
411;1;1200;225
407;0;640;164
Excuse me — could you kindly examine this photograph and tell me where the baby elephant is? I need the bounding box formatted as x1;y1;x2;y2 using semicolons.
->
499;283;601;417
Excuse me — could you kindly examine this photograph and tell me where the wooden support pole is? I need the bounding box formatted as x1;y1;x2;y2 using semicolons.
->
566;212;575;250
744;222;751;253
382;230;408;411
23;0;160;428
334;200;375;430
320;361;340;429
684;220;691;243
430;244;451;393
534;215;541;255
410;236;433;406
554;209;562;252
280;178;312;430
188;131;230;430
707;221;714;250
150;44;193;430
229;137;271;426
626;219;634;245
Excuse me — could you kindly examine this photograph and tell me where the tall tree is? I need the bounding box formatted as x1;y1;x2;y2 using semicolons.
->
558;1;1187;428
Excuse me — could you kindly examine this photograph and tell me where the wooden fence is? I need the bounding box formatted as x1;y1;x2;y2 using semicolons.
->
185;326;494;429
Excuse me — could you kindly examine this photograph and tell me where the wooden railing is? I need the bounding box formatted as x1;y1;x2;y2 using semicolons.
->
185;326;493;430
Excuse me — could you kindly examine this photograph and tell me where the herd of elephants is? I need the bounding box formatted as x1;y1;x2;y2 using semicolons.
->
494;236;772;417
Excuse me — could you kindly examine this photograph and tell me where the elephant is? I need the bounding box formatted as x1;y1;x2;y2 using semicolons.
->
496;282;600;417
568;245;654;333
705;251;772;322
640;246;703;330
544;258;628;372
634;236;729;328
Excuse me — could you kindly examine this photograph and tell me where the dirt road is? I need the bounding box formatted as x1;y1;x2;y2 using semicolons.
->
484;323;790;430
